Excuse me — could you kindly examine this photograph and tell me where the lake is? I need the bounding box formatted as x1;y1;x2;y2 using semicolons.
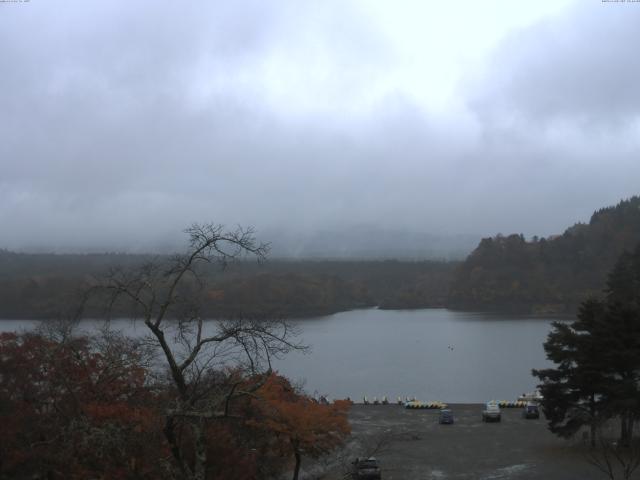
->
0;308;567;403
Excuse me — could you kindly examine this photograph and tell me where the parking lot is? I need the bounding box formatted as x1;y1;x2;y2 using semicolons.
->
315;404;612;480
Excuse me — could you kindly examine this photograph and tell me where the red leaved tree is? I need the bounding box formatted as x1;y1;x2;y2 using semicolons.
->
248;374;351;480
0;330;162;479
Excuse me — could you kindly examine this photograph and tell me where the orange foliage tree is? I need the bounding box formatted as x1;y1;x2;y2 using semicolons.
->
0;332;350;479
249;374;351;480
0;330;162;479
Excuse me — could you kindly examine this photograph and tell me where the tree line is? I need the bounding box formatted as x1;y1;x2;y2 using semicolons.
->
0;251;456;320
3;196;640;319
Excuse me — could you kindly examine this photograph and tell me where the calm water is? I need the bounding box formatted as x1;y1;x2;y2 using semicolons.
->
276;308;565;403
0;308;567;403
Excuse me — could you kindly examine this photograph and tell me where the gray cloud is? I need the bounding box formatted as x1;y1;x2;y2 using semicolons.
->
0;1;638;253
471;3;640;125
462;2;640;235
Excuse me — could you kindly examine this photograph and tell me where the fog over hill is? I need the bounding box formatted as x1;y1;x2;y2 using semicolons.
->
264;227;479;260
10;227;479;261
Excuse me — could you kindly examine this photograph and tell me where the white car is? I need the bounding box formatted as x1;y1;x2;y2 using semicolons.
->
482;402;501;422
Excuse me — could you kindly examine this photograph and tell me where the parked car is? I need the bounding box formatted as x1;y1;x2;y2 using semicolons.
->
522;403;540;419
439;408;454;424
482;402;501;422
351;457;382;479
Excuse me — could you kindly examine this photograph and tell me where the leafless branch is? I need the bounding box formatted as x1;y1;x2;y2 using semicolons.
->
585;424;640;480
83;223;300;480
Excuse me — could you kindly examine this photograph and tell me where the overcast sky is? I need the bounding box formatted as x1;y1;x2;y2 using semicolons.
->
1;0;639;252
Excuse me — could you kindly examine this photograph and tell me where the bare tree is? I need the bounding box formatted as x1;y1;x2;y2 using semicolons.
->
585;424;640;480
97;223;304;480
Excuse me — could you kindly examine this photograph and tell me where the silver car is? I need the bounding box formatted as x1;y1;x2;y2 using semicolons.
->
482;402;501;422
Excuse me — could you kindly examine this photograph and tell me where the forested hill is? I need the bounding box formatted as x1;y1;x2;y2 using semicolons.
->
0;252;456;319
448;196;640;313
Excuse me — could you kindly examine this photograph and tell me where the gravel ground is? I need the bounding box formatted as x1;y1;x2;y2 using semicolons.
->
306;404;616;480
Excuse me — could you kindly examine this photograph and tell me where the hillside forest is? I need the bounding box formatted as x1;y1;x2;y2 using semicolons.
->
1;196;640;319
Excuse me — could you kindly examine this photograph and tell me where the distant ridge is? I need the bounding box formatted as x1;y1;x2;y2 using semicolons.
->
448;196;640;313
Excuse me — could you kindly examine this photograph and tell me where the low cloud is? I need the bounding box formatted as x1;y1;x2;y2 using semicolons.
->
0;1;638;252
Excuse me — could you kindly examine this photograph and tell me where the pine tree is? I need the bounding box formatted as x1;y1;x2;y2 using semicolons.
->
599;245;640;446
533;244;640;446
533;299;609;446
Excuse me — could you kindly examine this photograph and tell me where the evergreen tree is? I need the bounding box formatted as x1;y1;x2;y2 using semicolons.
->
599;246;640;446
533;299;609;446
533;244;640;446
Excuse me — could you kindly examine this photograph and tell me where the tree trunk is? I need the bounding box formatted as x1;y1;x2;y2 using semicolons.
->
193;420;208;480
620;414;631;447
590;396;597;448
163;415;191;478
292;447;301;480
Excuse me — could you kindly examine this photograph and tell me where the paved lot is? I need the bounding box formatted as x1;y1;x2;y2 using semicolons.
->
314;404;615;480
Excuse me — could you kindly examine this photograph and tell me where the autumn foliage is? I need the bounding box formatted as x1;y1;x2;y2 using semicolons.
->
248;374;351;480
0;331;162;479
0;332;350;479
